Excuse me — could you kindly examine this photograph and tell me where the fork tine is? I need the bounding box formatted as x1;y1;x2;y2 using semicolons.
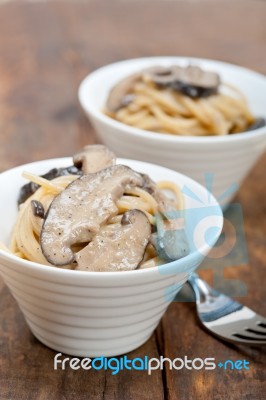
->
256;313;266;323
229;336;266;346
189;274;266;346
248;318;266;333
245;328;266;336
232;332;266;344
258;321;266;329
242;329;266;339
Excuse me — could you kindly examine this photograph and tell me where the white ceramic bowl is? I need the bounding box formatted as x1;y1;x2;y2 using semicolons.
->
79;57;266;208
0;158;223;357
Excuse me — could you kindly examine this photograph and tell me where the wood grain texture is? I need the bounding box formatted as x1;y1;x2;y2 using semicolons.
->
0;1;265;399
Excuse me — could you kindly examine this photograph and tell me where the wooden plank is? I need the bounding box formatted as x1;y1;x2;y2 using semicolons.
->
0;1;96;172
0;283;164;400
0;0;265;399
0;2;164;399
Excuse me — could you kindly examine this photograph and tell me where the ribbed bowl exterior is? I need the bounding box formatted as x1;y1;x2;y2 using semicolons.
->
0;255;196;357
91;119;266;206
79;57;266;208
0;157;223;357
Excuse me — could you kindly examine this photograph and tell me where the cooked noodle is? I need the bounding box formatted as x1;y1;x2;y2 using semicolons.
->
8;173;183;269
105;79;254;136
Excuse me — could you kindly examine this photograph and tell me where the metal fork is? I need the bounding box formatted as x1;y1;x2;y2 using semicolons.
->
188;273;266;345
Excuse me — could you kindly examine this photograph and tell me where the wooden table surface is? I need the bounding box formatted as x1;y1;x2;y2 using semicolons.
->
0;1;266;399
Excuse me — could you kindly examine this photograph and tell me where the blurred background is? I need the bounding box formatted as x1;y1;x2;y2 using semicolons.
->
1;1;266;400
0;0;265;169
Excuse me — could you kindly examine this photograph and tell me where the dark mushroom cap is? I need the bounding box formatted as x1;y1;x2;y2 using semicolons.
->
18;166;82;206
143;65;221;98
31;200;45;219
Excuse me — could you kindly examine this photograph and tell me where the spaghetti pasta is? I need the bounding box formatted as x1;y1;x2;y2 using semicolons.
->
9;166;184;270
10;175;78;267
105;66;255;136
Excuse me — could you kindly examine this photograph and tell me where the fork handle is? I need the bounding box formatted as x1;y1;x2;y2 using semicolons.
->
187;273;215;304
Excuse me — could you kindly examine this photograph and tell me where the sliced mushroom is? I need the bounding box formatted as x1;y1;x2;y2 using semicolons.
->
143;66;180;86
18;165;82;206
76;209;151;271
144;65;220;98
18;145;116;205
73;144;116;174
106;72;141;112
40;165;144;266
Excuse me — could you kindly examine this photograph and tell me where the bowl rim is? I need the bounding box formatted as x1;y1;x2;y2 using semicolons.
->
78;56;266;144
0;157;223;278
